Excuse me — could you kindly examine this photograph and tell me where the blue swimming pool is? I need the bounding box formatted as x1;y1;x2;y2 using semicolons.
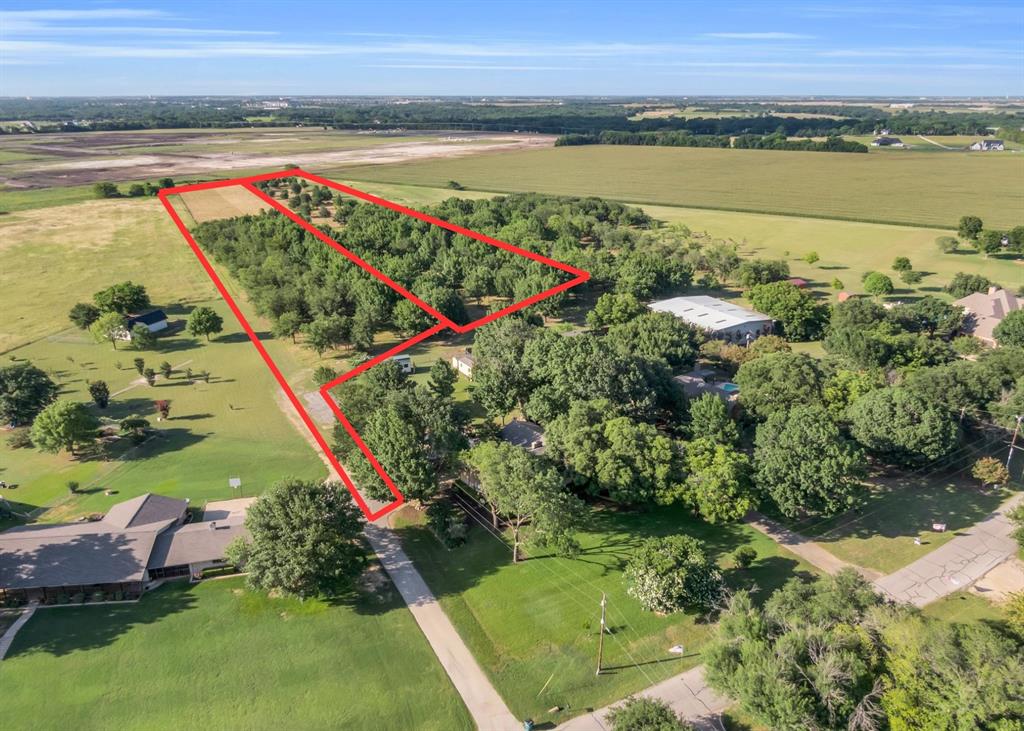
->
720;382;740;393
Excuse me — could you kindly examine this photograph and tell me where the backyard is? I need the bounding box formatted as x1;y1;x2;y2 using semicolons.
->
0;576;473;730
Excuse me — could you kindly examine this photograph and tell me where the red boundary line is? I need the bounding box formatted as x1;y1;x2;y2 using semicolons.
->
158;169;589;520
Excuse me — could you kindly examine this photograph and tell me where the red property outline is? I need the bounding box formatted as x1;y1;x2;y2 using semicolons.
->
158;169;589;521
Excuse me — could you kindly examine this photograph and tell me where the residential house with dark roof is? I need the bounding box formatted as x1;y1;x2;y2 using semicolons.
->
0;494;249;604
118;309;169;341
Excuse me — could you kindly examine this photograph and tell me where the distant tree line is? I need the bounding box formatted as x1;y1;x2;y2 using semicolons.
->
556;130;868;153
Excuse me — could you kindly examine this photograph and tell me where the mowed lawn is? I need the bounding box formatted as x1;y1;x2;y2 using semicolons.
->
0;297;326;525
393;502;819;724
331;145;1024;229
0;577;472;731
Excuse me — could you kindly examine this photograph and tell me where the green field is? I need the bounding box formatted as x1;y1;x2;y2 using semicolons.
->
330;145;1024;229
0;577;472;731
393;502;819;724
921;590;1008;626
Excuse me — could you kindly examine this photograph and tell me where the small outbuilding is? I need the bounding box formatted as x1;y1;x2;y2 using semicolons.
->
871;136;905;147
451;351;474;378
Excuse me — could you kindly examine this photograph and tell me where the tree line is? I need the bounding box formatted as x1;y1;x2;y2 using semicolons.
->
556;129;869;153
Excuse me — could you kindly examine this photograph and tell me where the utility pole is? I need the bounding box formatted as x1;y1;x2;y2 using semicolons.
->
1007;415;1022;472
596;593;607;676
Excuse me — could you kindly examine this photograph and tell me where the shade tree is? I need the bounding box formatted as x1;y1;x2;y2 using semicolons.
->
623;534;723;613
0;362;59;426
29;400;99;455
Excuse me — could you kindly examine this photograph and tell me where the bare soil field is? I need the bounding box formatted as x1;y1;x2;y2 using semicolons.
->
0;129;554;188
177;186;272;223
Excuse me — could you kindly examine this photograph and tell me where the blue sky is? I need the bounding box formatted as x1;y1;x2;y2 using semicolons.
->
1;1;1022;97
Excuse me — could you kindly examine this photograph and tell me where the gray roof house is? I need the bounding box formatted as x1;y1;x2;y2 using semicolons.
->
0;494;250;603
500;419;545;454
955;287;1023;345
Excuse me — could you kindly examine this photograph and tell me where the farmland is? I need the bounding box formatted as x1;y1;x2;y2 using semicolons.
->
0;577;472;730
332;144;1023;229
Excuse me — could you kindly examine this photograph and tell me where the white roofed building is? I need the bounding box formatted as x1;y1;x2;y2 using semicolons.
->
649;296;773;343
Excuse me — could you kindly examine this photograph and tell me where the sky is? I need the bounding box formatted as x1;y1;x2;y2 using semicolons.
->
1;1;1022;97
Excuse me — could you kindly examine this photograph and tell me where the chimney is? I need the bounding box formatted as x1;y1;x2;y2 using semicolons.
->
988;286;999;296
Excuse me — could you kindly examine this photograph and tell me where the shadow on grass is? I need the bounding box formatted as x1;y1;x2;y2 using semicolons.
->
4;544;199;659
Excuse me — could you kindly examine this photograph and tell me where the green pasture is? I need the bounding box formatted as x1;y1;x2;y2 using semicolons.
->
0;577;472;731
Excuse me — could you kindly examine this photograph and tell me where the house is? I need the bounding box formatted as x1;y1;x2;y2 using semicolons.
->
969;139;1005;151
674;367;740;411
391;354;414;374
871;136;905;147
954;286;1023;346
649;296;773;344
500;419;545;454
118;309;168;340
0;494;250;604
451;351;474;378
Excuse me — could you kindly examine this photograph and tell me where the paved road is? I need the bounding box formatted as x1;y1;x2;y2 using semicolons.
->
556;665;728;731
365;517;520;731
0;604;37;660
874;492;1024;606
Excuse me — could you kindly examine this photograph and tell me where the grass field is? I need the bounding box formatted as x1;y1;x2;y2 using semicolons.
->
331;145;1024;229
393;501;819;724
0;577;472;731
786;475;1017;574
178;185;272;223
921;589;1008;626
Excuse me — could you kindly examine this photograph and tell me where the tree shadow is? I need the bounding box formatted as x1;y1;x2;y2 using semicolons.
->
216;331;269;344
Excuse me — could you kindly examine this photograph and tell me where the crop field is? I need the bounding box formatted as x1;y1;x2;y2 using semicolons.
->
178;185;273;223
394;502;819;724
332;144;1024;229
0;577;472;731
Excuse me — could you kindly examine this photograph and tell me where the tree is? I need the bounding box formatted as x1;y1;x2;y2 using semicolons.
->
687;392;738;445
428;359;457;400
893;296;964;338
30;400;98;455
607;697;693;731
88;380;110;409
993;309;1024;347
186;306;224;341
945;272;993;299
272;311;303;343
587;292;645;330
119;415;150;444
683;438;757;523
935;235;959;254
89;312;127;349
127;183;146;197
892;256;912;272
606;312;701;371
971;456;1009;488
467;441;583;562
704;571;889;731
312;365;337;388
159;361;173;379
755;404;866;518
93;281;149;314
863;272;894;298
133;357;145;375
354;402;437;502
849;387;958;468
624;535;722;613
823;327;892;369
0;362;58;425
92;181;120;198
68;302;100;329
226;479;366;598
130;324;155;350
881;616;1024;731
732;546;757;569
471;316;536;419
976;229;1003;257
748;281;828;341
804;251;820;265
154;399;170;420
735;352;824;419
545;400;686;505
142;368;156;386
958;215;983;240
301;315;349;355
735;259;789;287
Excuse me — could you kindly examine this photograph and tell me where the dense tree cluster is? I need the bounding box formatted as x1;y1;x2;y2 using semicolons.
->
704;570;1024;731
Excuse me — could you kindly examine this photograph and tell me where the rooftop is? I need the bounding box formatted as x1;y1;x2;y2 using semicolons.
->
126;309;168;327
500;419;545;453
648;296;771;331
